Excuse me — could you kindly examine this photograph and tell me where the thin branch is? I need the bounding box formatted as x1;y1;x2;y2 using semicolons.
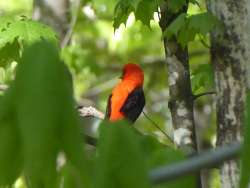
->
78;106;105;119
149;142;241;184
142;111;174;144
193;91;216;100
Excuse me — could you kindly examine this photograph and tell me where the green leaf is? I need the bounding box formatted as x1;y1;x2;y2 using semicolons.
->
0;16;15;30
113;0;135;29
96;120;150;188
240;92;250;188
138;136;196;188
0;117;22;186
163;12;221;47
191;64;214;93
9;41;87;187
177;27;196;48
0;38;20;67
113;0;140;29
0;89;22;186
164;13;186;38
168;0;186;13
14;41;62;188
59;163;85;188
60;67;91;187
135;0;158;26
151;148;196;188
188;12;220;35
0;16;58;49
189;0;200;7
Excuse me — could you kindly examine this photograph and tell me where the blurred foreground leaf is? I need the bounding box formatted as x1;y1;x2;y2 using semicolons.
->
139;136;196;188
0;89;22;186
0;41;89;188
240;92;250;188
96;120;150;188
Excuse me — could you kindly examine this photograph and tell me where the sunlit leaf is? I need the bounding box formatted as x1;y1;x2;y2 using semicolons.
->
113;0;141;29
189;0;200;7
0;16;58;49
135;0;158;26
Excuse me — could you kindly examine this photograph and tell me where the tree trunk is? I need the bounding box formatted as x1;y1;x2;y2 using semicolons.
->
207;1;248;187
159;3;201;187
159;3;197;154
246;2;250;89
33;0;70;41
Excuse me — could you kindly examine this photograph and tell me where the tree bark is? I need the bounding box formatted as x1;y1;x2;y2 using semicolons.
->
159;3;197;153
33;0;70;41
246;2;250;89
207;1;248;187
159;3;201;187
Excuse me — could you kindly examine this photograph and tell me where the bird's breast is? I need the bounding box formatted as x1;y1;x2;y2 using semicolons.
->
109;81;135;121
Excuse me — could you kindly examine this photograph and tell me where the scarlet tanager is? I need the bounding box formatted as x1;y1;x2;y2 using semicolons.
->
105;63;145;123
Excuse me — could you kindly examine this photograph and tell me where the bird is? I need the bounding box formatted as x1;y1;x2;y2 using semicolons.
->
105;63;145;123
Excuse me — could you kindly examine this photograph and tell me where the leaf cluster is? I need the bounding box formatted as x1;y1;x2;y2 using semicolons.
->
0;16;58;67
164;12;222;47
113;0;199;29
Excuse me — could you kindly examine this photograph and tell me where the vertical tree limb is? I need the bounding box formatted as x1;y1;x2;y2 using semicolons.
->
159;2;197;153
206;0;248;187
246;2;250;89
159;2;202;187
160;3;202;187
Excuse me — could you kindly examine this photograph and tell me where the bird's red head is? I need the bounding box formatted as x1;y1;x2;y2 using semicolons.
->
121;63;144;86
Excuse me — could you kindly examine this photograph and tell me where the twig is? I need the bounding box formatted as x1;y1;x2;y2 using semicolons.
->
193;91;216;100
78;106;105;119
149;142;241;184
142;111;174;144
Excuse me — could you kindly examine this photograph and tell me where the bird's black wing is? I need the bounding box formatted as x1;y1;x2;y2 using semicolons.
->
105;94;112;119
120;87;145;123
